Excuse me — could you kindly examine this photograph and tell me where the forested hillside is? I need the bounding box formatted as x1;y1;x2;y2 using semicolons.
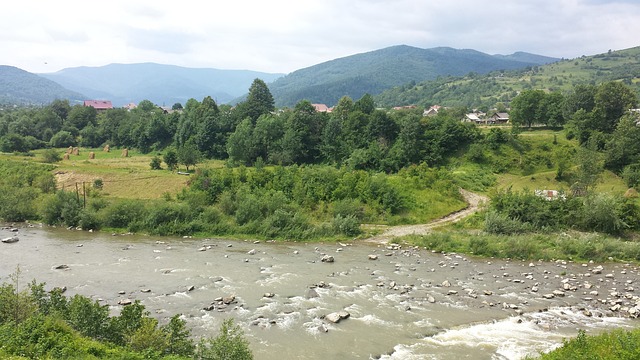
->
376;46;640;109
268;45;558;107
0;66;85;106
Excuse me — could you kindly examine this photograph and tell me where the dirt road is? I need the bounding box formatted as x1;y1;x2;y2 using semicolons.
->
365;188;489;244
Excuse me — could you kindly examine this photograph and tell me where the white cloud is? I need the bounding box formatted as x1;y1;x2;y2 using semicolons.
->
1;0;639;74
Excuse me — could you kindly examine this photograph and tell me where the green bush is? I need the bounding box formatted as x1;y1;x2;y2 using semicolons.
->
40;191;82;226
484;210;531;235
102;200;146;229
331;214;361;236
41;148;62;163
0;186;40;222
79;210;102;230
196;319;253;360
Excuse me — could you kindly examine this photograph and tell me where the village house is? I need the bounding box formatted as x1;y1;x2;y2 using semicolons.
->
464;113;484;124
83;100;113;111
392;105;417;111
312;104;333;113
423;105;442;117
490;112;510;124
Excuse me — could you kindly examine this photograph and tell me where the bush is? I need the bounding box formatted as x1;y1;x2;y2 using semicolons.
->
196;319;253;360
150;156;162;170
484;210;531;235
331;214;361;236
0;186;40;222
49;131;75;148
102;200;146;229
41;148;61;163
78;210;102;230
40;191;82;227
578;193;628;235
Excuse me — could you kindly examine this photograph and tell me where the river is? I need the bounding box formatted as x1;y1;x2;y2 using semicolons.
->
1;225;637;359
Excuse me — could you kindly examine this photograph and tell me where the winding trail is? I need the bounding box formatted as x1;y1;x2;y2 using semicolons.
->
364;188;489;245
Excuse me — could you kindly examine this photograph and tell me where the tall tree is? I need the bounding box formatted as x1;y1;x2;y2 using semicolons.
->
237;78;275;123
593;81;637;133
509;89;546;128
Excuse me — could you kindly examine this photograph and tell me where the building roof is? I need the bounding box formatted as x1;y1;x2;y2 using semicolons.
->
466;113;481;121
493;112;509;119
312;103;331;112
83;100;113;110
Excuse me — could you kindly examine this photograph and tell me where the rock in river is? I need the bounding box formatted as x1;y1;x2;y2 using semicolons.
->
325;310;350;323
1;236;19;243
321;255;335;263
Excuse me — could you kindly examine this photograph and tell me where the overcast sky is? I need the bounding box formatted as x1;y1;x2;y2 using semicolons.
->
2;0;639;74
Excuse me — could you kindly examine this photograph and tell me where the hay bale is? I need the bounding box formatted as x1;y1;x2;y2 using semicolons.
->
624;188;639;198
66;146;73;154
121;148;129;158
72;147;79;156
89;151;95;159
63;153;70;160
103;144;110;152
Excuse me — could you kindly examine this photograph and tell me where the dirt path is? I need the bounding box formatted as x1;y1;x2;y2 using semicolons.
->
364;189;489;245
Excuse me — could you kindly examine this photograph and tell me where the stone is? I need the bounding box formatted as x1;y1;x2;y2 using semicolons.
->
552;290;565;297
427;295;436;303
222;295;236;304
325;311;350;323
263;293;275;298
306;288;320;299
187;285;196;292
53;264;69;270
442;280;451;287
542;294;555;299
141;289;151;293
248;249;256;255
368;254;378;260
118;299;132;306
321;255;335;263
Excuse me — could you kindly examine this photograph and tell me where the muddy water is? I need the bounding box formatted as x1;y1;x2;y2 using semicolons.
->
0;225;637;359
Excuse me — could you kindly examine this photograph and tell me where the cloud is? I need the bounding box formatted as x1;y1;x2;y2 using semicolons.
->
1;0;639;74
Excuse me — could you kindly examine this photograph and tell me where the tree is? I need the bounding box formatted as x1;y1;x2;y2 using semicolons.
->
353;93;375;115
563;84;596;118
510;89;546;128
66;105;97;130
593;81;637;133
196;319;253;360
236;78;275;123
226;118;255;165
49;130;76;148
163;148;178;171
604;113;640;172
177;140;201;172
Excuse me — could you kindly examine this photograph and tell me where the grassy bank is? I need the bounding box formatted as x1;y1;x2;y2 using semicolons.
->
529;329;640;359
398;228;640;263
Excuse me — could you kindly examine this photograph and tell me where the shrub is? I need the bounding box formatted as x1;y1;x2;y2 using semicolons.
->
0;186;40;222
331;214;361;236
40;191;82;226
578;193;628;235
196;319;253;360
150;156;162;170
49;131;75;148
41;148;61;163
484;210;531;235
102;200;146;229
78;210;102;230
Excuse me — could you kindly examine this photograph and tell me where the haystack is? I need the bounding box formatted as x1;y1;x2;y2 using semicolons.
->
103;144;110;152
66;146;73;154
63;153;69;160
72;147;79;155
121;148;129;157
89;152;95;159
624;188;639;198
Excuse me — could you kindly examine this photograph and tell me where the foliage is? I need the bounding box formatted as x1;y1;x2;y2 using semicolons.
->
196;319;253;360
41;148;61;163
532;329;640;360
150;156;163;170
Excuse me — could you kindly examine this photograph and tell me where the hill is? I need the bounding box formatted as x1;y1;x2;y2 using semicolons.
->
0;65;85;106
39;63;285;106
375;46;640;108
268;45;559;107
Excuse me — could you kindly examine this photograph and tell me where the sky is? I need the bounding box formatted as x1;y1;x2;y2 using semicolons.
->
2;0;640;75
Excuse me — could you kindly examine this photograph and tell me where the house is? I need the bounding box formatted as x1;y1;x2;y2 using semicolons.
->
464;113;484;124
123;103;137;111
312;103;332;113
392;105;417;111
490;112;509;124
423;105;442;117
83;100;113;111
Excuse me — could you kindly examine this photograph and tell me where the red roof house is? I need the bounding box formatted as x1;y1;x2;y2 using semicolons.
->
83;100;113;111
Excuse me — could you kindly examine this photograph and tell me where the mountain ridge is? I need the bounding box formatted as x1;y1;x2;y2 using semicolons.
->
267;45;559;107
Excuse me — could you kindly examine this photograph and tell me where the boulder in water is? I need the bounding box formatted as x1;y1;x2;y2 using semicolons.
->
1;236;19;243
325;310;350;323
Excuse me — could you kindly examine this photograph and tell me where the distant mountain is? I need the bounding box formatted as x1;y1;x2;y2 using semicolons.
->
268;45;559;107
374;45;640;109
39;63;285;106
0;65;85;106
491;51;560;64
